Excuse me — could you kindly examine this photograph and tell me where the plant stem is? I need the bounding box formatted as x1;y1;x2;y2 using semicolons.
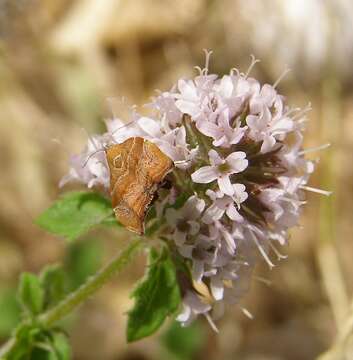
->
40;239;142;326
0;239;143;358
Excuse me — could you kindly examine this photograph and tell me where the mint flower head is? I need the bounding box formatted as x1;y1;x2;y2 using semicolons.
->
61;51;330;330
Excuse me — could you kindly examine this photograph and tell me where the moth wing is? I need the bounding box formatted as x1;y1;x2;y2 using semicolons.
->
106;137;146;234
141;140;174;183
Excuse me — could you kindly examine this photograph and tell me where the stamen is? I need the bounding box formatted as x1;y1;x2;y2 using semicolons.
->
273;66;291;88
204;313;219;333
291;103;312;120
254;276;272;286
300;185;332;196
239;306;254;319
299;143;331;155
281;196;307;206
245;54;260;78
233;260;250;267
268;241;288;260
203;49;213;75
284;107;301;117
230;67;240;76
194;66;203;76
248;228;275;269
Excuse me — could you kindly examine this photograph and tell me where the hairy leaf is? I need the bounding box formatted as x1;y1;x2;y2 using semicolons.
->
18;273;44;316
36;191;117;241
127;248;181;342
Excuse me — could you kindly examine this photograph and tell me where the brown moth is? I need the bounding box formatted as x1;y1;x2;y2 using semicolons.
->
105;137;173;235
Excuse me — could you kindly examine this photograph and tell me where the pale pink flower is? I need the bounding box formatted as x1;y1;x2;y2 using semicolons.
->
165;195;205;246
176;290;211;326
202;184;248;224
191;150;248;195
196;108;247;148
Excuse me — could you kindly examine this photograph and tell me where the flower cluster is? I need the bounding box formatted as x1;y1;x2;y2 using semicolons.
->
61;53;329;329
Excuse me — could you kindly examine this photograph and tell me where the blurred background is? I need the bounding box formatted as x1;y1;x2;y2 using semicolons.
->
0;0;353;359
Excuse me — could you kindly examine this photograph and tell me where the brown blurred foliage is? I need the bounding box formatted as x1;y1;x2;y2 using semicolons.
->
0;0;353;359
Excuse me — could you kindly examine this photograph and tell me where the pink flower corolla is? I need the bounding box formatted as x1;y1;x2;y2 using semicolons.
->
196;108;247;148
191;149;248;196
59;135;109;189
202;184;248;224
165;195;205;246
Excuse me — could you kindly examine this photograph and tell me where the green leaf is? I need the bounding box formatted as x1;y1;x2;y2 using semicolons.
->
30;332;71;360
50;332;71;360
6;326;71;360
35;191;117;242
0;287;21;337
40;265;66;311
18;273;44;316
126;247;181;342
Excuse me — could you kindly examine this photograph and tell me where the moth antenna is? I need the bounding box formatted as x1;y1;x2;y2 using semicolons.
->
82;149;106;168
110;119;138;137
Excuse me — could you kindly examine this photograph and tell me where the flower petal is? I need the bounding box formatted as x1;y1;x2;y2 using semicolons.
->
226;203;244;222
191;166;218;184
226;151;248;173
210;276;224;301
202;204;225;224
192;260;204;283
208;149;224;166
137;117;161;137
218;175;234;196
196;121;221;139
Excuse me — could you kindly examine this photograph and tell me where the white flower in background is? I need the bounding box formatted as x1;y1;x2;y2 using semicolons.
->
61;52;330;330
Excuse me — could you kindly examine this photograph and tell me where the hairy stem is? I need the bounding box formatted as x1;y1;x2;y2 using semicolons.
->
0;239;143;358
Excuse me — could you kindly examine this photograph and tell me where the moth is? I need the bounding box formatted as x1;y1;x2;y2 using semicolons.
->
106;137;174;235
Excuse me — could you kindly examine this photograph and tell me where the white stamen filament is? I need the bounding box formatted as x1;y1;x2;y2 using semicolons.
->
248;228;275;269
204;313;219;333
300;185;332;196
245;54;260;78
299;143;331;155
281;196;307;206
239;306;254;319
230;67;240;76
203;49;213;75
284;107;301;117
273;66;291;88
268;241;288;260
291;103;312;120
254;276;272;286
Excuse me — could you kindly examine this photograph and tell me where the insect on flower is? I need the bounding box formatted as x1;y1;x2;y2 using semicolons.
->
106;137;173;235
61;50;331;331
